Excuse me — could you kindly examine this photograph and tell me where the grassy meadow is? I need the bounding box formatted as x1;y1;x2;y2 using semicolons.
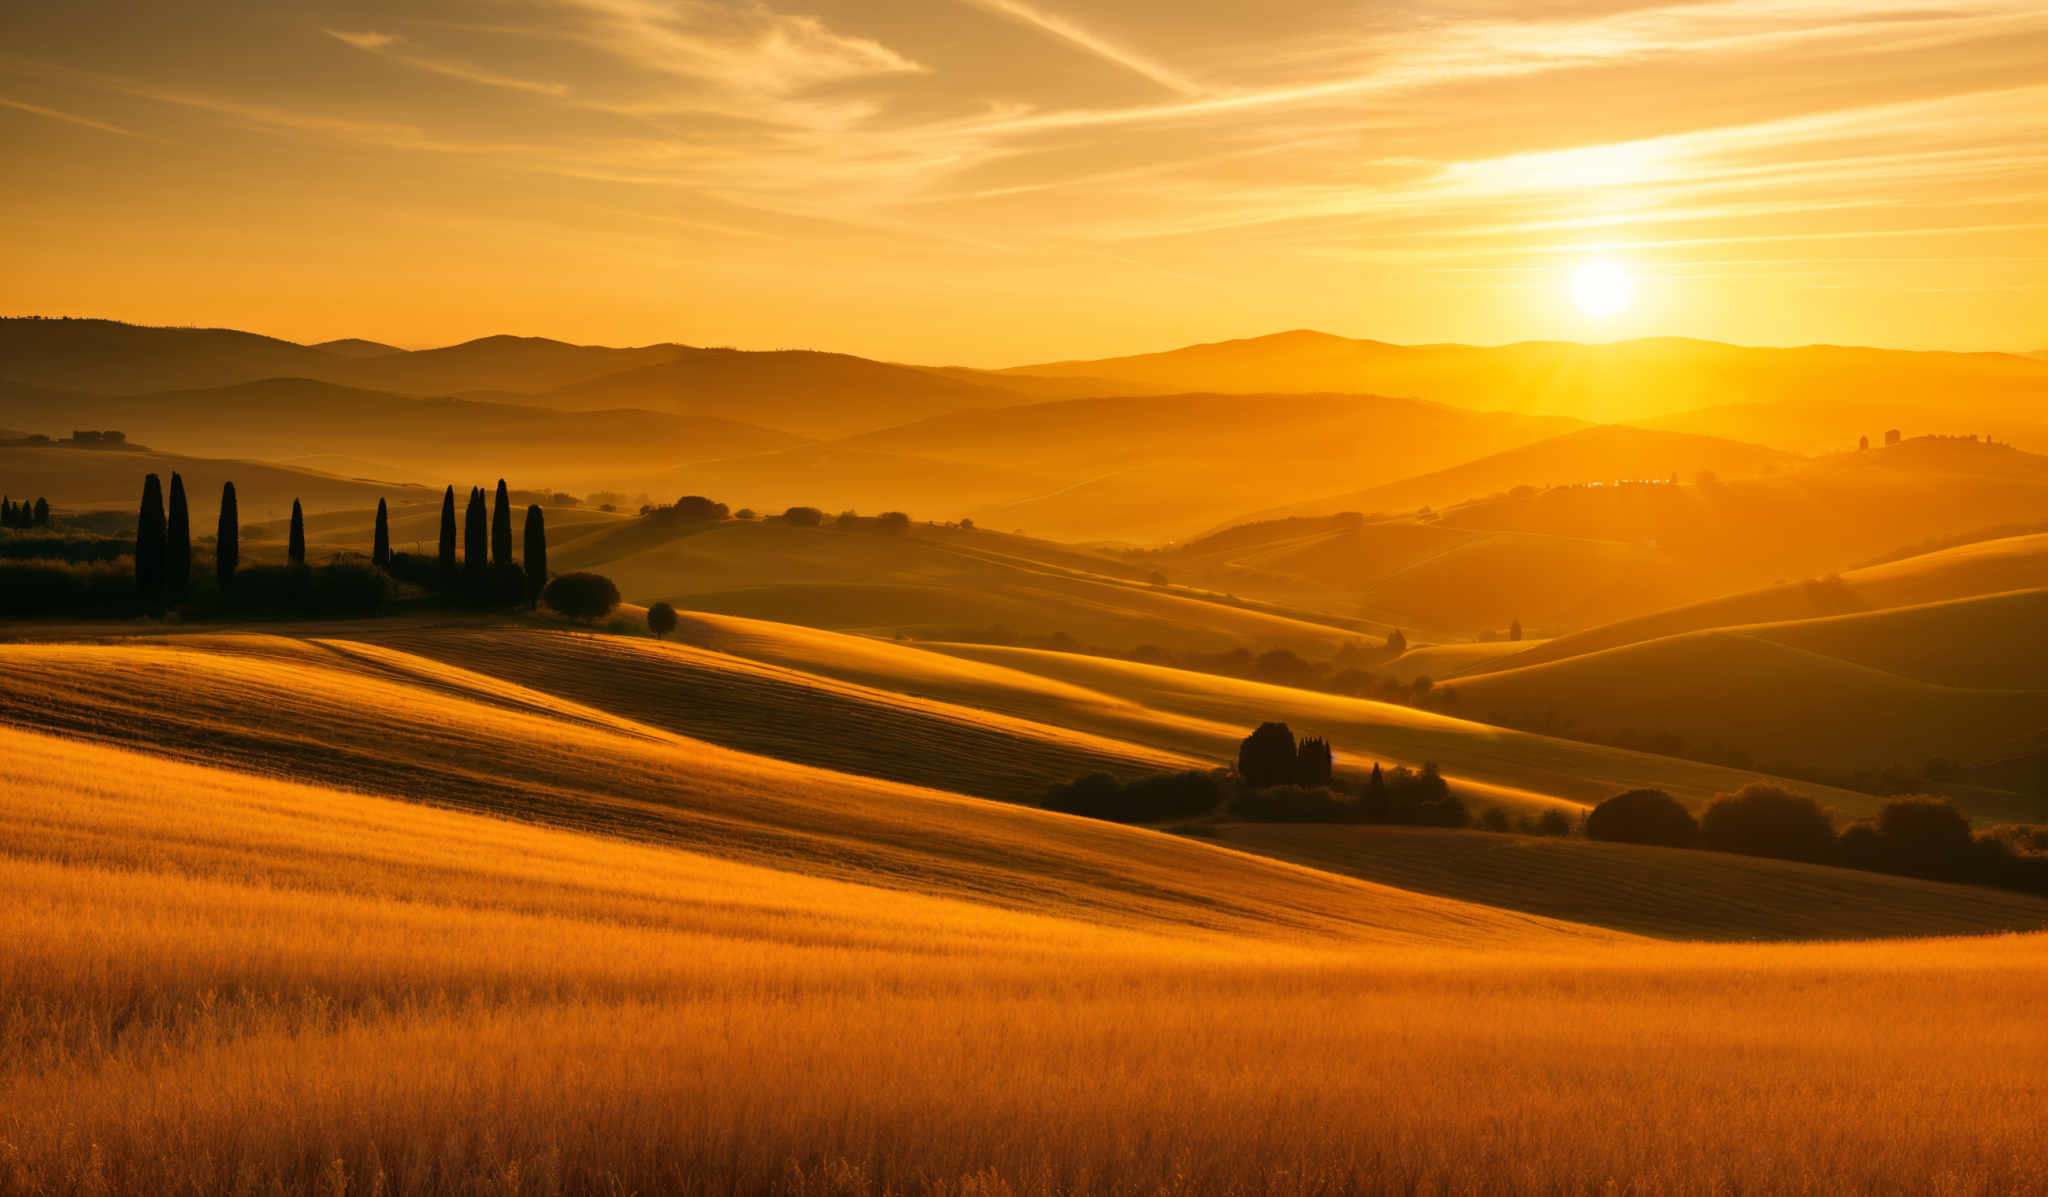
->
5;724;2046;1196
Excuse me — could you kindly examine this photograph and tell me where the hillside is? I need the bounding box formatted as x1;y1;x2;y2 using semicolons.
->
1225;423;1796;527
11;714;2043;1194
1445;589;2048;798
0;377;804;493
0;442;432;522
1009;331;2048;425
1648;397;2048;455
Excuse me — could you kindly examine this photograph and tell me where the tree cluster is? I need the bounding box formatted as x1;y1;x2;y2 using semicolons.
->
1;496;51;528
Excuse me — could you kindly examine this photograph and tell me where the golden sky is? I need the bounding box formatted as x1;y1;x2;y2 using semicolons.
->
2;0;2044;363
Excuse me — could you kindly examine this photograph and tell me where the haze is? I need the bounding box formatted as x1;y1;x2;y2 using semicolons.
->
4;0;2046;362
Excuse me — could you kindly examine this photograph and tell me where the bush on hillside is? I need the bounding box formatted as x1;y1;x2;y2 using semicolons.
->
669;495;729;521
1229;784;1354;823
1699;785;1836;862
875;511;911;533
1044;770;1223;823
1586;789;1698;847
0;559;138;615
782;506;824;527
544;572;621;622
1237;722;1297;789
0;533;130;563
1872;796;1975;879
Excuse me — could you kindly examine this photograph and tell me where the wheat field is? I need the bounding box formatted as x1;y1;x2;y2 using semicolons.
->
4;714;2046;1196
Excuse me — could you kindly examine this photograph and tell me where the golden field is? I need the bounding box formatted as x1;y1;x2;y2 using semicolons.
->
5;721;2048;1196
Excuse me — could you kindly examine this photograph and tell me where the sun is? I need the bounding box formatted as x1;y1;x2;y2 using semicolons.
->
1569;260;1635;319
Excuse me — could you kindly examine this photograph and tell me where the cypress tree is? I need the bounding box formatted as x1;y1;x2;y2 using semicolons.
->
2;497;13;527
32;497;48;527
136;473;166;598
437;485;457;584
216;482;238;588
491;479;512;565
522;504;547;606
165;472;191;600
464;487;487;574
288;499;306;566
372;498;391;567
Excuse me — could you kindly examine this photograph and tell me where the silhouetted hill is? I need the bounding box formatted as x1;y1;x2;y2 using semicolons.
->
1008;331;2048;424
0;318;335;393
0;441;430;525
1223;424;1797;527
543;349;1017;437
1647;398;2048;456
311;338;405;359
333;335;686;396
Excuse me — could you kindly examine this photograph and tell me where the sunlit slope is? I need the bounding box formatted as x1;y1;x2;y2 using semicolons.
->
637;611;1866;815
343;625;1197;803
557;517;1373;657
0;638;1547;941
1482;531;2048;672
1449;590;2048;792
1380;640;1551;683
1206;824;2048;942
9;723;2045;1195
1649;397;2048;455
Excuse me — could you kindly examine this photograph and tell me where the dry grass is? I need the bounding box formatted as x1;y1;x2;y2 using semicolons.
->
3;724;2045;1196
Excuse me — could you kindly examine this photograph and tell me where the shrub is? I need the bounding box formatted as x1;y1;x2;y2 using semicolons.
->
648;600;679;640
1237;722;1296;789
1699;785;1836;862
544;572;621;622
671;495;729;521
1478;807;1512;833
1228;785;1353;823
1586;789;1698;847
0;559;138;615
1525;808;1576;837
875;511;911;532
1044;771;1222;823
1874;796;1975;879
782;506;824;527
218;563;391;617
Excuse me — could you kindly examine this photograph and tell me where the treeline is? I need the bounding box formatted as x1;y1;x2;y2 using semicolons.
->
1582;785;2048;898
1;496;51;528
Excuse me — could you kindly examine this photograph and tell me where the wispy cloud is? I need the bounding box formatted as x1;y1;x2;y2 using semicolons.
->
959;0;1202;96
0;94;142;138
324;30;571;97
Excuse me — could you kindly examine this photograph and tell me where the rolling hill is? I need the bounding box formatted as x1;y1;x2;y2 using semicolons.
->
1009;330;2048;425
1444;588;2048;797
0;441;432;522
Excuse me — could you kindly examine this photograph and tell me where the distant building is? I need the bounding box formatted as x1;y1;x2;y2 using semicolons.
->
1858;435;1869;451
1884;428;1902;445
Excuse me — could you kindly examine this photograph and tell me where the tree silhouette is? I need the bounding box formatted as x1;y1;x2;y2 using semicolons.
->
135;473;165;598
1699;785;1835;862
1361;761;1388;820
372;498;390;568
1237;722;1297;788
543;572;620;622
32;497;48;527
1509;619;1522;642
1295;736;1333;787
288;500;306;566
1585;789;1696;847
165;472;191;600
1386;628;1408;654
522;504;547;607
491;479;512;565
464;487;486;575
437;485;457;585
648;600;678;640
216;481;238;588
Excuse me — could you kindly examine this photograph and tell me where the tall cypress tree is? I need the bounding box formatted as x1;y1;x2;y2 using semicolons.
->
522;504;547;607
165;472;191;600
372;498;391;567
32;497;49;527
136;473;166;598
464;486;487;574
288;499;306;566
437;485;457;584
216;481;239;588
491;479;512;566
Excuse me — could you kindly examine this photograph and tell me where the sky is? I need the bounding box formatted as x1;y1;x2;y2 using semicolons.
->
1;0;2044;365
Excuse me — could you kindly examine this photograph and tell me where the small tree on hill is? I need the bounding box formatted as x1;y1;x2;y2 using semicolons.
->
783;506;824;527
672;495;729;521
1874;797;1974;879
1295;736;1333;787
543;572;620;623
648;600;678;640
1509;619;1523;642
1237;722;1297;789
1586;788;1697;847
216;481;238;588
522;504;547;606
165;472;191;600
372;498;391;567
1386;628;1407;654
492;479;512;565
1699;785;1835;862
876;511;911;533
437;485;457;584
136;473;165;598
32;497;48;527
288;500;306;566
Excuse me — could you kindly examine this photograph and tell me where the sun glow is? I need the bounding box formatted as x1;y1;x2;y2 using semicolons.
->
1569;260;1635;319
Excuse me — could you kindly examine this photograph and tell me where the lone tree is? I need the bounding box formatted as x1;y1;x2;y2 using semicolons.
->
165;472;191;600
1585;788;1697;847
782;506;824;527
464;487;487;575
647;600;678;640
437;485;457;583
1699;785;1835;862
288;500;306;566
1296;736;1334;787
32;497;48;526
1509;619;1523;642
1237;721;1297;789
491;479;512;565
372;498;390;568
136;473;166;598
1386;628;1408;654
522;505;547;606
543;572;620;622
216;481;239;588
